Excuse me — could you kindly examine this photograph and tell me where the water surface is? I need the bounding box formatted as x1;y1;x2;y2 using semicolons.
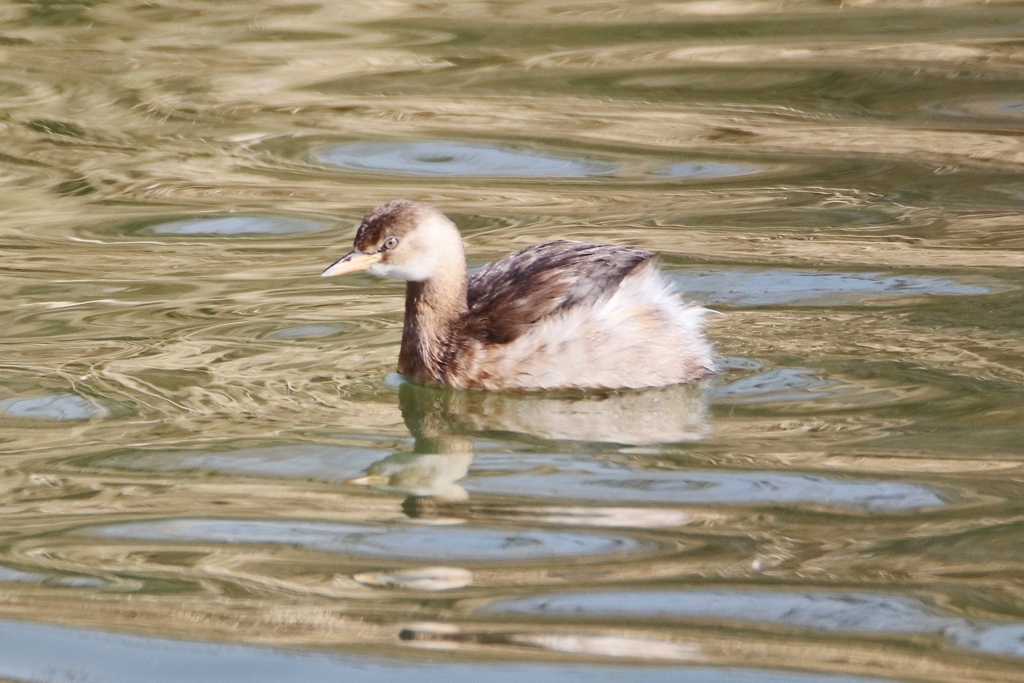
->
1;2;1024;682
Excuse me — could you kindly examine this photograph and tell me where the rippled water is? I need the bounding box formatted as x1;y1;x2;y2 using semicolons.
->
2;1;1024;682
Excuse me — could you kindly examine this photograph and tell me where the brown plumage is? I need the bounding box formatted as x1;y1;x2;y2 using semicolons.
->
323;200;714;390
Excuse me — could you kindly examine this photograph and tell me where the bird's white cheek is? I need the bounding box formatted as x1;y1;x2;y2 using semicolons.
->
368;261;432;282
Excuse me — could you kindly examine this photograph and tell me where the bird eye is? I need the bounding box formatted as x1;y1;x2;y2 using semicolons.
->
382;236;399;250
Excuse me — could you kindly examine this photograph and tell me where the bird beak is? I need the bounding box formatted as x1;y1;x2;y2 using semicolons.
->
322;251;382;277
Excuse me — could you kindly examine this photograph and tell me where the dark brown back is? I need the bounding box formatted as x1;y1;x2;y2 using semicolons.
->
464;240;653;345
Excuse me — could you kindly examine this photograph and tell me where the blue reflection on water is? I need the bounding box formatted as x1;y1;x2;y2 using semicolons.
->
97;444;388;482
97;445;944;511
149;216;324;235
468;455;945;510
672;269;991;307
87;517;640;560
484;589;1024;659
271;324;348;339
484;590;957;634
0;394;104;421
317;141;618;177
711;367;838;403
0;620;897;683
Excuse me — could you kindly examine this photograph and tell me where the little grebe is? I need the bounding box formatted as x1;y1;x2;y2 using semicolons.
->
322;200;714;390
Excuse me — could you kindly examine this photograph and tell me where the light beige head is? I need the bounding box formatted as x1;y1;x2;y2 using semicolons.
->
322;200;465;282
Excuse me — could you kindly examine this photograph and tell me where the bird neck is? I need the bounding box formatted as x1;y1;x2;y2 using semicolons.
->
398;267;469;383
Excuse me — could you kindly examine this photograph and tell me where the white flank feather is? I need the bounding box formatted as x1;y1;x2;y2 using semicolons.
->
473;265;714;390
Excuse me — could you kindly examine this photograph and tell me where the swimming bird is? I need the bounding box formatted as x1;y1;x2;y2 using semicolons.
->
322;200;714;390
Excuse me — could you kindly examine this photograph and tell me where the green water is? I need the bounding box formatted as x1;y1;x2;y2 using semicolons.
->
2;2;1024;681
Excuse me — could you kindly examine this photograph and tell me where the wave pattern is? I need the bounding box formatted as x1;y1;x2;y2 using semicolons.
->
1;2;1024;682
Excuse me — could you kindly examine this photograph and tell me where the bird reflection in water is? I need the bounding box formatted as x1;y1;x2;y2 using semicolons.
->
347;380;710;515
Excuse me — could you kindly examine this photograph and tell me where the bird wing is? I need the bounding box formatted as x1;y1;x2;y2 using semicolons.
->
465;240;654;344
